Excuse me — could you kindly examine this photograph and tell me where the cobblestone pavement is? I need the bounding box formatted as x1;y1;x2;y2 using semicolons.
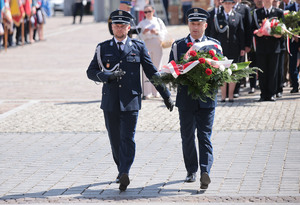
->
0;16;300;204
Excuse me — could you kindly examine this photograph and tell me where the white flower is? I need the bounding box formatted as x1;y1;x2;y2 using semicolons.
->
219;65;225;72
232;63;238;71
227;68;232;76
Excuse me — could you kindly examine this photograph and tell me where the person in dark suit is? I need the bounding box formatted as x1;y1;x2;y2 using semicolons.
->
169;7;222;190
252;0;284;101
232;0;252;97
248;0;264;94
211;0;245;102
279;0;294;9
286;1;300;93
279;0;294;86
73;0;84;24
234;0;252;51
206;0;223;37
87;10;174;191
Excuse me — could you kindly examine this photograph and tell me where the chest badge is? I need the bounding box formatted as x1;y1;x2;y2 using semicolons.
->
106;63;110;68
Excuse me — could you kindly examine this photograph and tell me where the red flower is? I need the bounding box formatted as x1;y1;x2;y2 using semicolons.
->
187;42;193;47
189;50;197;57
212;57;218;61
214;45;218;49
205;68;212;76
198;58;206;64
209;50;215;57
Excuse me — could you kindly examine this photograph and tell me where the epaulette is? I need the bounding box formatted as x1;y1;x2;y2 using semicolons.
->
98;39;112;47
131;38;143;43
174;37;187;45
207;36;221;45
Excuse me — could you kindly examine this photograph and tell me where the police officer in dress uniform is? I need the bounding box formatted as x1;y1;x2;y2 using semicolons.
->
286;1;300;93
205;0;223;37
211;0;245;102
87;10;174;191
169;8;222;190
248;0;264;94
252;0;284;101
232;0;252;97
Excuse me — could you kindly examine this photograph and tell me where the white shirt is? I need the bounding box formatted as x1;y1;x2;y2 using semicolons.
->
114;37;127;51
190;35;204;43
138;17;167;41
264;6;272;15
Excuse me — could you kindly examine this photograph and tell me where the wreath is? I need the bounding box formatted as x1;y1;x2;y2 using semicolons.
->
153;41;260;102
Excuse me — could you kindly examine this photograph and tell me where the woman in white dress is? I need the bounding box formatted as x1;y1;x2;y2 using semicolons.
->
138;4;167;99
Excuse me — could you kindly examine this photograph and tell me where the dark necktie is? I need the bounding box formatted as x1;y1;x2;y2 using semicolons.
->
266;9;269;17
195;39;200;43
117;42;123;54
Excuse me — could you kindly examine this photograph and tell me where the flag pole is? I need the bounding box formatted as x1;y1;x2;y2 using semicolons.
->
21;20;24;45
4;25;7;52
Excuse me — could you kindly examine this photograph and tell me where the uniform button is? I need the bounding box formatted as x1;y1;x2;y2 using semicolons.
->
119;77;122;80
119;85;122;88
120;60;122;63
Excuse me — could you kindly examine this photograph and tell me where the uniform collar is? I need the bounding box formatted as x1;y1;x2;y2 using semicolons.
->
190;35;204;43
114;37;128;45
264;6;273;14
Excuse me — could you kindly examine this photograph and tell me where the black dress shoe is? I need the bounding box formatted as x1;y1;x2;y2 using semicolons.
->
248;88;255;94
116;175;120;183
119;174;130;191
185;172;196;183
276;92;282;98
258;98;265;102
229;99;234;103
200;172;211;189
269;96;276;101
290;89;299;93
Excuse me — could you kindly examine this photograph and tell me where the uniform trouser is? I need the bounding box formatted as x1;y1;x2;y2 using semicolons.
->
289;41;299;90
178;108;215;175
104;110;139;176
249;51;257;89
143;38;163;97
256;52;279;99
277;50;285;93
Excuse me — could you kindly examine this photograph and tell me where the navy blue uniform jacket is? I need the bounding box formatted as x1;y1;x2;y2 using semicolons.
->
169;35;220;111
87;37;170;111
251;7;284;54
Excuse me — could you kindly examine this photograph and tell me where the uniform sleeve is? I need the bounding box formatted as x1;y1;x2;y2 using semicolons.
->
238;15;245;51
210;15;218;40
139;42;171;99
244;6;252;47
86;48;111;83
169;42;176;62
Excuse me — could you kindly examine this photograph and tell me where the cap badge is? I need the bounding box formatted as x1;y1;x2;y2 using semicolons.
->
194;8;198;12
119;10;123;15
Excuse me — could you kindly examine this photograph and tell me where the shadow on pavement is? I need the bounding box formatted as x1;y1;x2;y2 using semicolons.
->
0;179;206;202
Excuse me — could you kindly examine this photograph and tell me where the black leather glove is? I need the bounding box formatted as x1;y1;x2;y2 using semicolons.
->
108;70;126;82
164;97;174;112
